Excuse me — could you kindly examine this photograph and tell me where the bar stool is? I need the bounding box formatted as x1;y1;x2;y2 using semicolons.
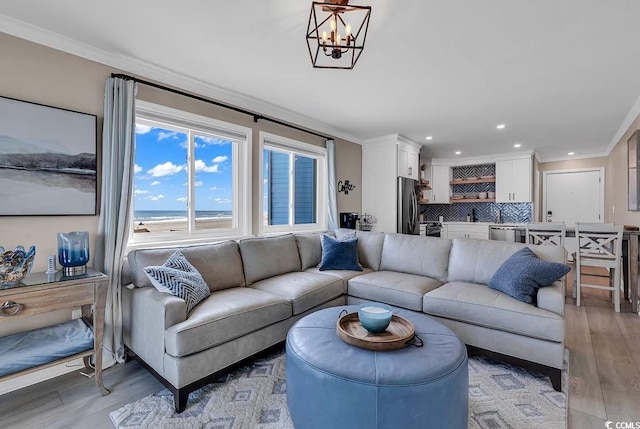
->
525;223;566;247
574;223;623;312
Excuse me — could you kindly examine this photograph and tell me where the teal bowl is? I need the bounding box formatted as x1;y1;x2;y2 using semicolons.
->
358;303;393;333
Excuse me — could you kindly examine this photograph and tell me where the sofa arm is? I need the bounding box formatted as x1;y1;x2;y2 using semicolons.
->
123;286;187;375
536;278;565;317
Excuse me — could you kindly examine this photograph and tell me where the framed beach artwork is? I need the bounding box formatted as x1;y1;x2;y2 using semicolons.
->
0;96;97;215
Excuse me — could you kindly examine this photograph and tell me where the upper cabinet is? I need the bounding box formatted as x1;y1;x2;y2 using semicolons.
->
431;165;451;203
397;139;420;180
495;158;532;202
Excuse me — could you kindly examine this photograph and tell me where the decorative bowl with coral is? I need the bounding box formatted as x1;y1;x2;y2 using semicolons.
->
0;245;36;287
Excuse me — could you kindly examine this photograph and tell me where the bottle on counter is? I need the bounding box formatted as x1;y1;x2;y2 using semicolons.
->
466;214;471;222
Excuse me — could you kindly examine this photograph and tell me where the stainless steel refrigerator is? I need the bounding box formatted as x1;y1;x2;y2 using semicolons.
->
397;177;419;234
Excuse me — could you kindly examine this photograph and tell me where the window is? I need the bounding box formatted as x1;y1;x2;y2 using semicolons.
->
132;101;250;244
260;132;327;233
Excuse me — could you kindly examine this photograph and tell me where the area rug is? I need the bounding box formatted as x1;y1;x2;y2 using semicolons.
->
110;349;568;429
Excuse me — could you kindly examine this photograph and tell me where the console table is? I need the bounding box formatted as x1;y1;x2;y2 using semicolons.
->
0;268;110;395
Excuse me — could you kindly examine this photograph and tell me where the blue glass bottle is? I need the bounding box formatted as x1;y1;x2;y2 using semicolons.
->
57;231;89;275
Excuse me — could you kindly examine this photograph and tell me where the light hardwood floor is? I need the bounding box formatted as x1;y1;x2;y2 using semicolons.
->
1;267;638;429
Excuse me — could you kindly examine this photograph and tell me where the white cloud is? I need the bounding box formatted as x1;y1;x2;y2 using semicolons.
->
209;186;218;191
212;155;229;163
214;198;231;204
158;131;178;141
145;194;165;201
194;159;219;173
263;178;268;184
134;164;143;174
195;181;203;187
151;181;161;186
148;162;184;177
134;189;149;196
176;197;188;203
135;124;152;135
198;136;228;145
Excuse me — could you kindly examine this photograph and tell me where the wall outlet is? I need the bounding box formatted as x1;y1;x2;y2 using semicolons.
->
612;205;615;214
71;307;82;320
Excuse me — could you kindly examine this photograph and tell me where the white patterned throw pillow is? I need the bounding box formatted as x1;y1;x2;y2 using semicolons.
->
143;251;210;313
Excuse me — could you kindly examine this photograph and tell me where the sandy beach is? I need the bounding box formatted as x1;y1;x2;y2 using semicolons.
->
134;217;232;233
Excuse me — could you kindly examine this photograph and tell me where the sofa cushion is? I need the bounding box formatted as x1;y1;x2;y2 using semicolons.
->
489;247;570;304
379;233;452;282
336;229;385;270
423;281;565;342
295;233;323;270
251;271;344;315
355;230;385;270
319;234;362;271
165;287;291;357
447;238;567;285
239;234;301;285
348;271;443;312
305;267;373;281
143;251;211;313
126;240;245;292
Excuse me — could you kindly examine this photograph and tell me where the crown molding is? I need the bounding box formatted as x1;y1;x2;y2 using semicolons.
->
535;151;609;163
605;93;640;156
431;150;533;166
0;14;364;145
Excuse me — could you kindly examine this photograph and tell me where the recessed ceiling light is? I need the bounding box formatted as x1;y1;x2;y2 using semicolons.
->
425;136;433;140
455;151;461;155
496;124;506;129
568;152;575;156
514;143;521;148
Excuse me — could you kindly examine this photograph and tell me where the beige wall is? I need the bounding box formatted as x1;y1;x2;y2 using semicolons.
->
608;114;640;225
0;33;362;276
0;33;361;337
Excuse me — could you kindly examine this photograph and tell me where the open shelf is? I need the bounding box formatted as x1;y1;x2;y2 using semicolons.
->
449;198;496;203
450;178;496;185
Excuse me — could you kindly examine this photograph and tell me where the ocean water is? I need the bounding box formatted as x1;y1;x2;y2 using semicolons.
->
134;210;232;222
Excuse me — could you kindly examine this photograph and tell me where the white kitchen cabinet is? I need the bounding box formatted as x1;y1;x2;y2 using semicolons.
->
495;158;531;203
430;165;451;204
362;134;422;232
397;144;419;180
444;223;489;240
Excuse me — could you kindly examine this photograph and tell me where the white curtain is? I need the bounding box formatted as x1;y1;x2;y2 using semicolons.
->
95;77;137;367
327;139;338;231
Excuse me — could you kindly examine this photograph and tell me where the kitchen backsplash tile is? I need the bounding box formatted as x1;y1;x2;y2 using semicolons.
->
422;202;532;224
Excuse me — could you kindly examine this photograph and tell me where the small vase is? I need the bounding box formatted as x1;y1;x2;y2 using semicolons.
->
57;231;89;275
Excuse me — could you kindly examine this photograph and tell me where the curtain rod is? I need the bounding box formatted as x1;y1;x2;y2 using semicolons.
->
111;73;331;140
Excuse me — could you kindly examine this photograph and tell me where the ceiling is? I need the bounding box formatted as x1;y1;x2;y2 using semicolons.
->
2;0;640;161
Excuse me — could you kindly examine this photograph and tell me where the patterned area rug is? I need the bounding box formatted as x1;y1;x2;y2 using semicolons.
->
110;349;568;429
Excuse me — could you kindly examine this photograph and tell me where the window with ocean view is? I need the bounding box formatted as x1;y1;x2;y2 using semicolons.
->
260;132;327;233
132;101;250;244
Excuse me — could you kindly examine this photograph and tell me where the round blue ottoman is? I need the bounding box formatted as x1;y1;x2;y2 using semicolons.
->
286;305;468;429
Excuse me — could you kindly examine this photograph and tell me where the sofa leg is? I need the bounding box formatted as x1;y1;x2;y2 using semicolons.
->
549;368;562;392
174;389;189;413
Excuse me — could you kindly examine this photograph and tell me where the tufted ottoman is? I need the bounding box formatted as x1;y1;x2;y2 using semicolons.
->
286;305;468;429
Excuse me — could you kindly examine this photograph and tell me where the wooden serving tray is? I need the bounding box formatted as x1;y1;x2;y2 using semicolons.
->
336;312;416;351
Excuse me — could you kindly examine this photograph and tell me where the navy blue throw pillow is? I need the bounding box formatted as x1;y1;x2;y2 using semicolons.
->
488;247;570;304
319;234;363;271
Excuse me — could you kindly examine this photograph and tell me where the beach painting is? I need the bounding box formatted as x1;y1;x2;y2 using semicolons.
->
0;96;97;215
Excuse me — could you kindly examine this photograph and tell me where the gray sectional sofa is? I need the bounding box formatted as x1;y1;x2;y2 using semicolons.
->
121;230;567;412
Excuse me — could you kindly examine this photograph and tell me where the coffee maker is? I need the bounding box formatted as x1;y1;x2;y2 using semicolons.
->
339;212;359;229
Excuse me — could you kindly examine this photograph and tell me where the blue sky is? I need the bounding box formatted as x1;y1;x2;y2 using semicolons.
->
134;123;233;212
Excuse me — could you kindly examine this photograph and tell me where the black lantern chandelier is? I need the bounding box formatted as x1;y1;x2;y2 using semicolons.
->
306;0;372;69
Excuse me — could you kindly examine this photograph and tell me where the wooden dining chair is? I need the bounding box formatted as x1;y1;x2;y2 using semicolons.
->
525;223;566;247
574;223;624;312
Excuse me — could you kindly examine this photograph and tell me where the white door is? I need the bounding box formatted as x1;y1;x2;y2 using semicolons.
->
544;169;603;258
544;170;602;225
